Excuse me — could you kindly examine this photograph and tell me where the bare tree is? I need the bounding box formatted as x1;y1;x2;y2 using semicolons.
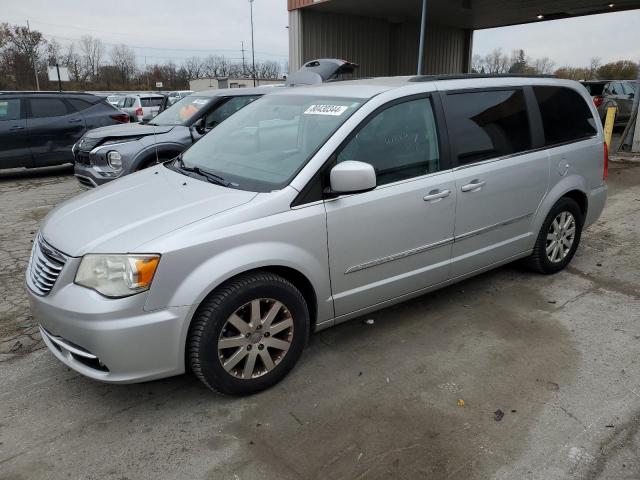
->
483;48;510;74
61;43;82;82
258;60;281;79
46;38;62;65
588;57;601;80
79;35;103;81
533;57;555;74
183;56;203;80
111;44;137;85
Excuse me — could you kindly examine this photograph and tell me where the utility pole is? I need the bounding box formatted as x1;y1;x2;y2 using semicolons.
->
417;0;428;75
241;41;247;76
249;0;257;87
26;20;40;91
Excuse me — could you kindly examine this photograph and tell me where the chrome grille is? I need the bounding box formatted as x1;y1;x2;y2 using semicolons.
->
27;235;67;296
78;136;100;152
75;152;91;166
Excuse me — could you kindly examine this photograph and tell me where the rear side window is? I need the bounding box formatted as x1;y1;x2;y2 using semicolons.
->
0;99;21;121
141;97;163;107
337;97;440;185
29;98;69;118
445;89;531;165
68;98;94;111
583;83;605;96
533;86;597;147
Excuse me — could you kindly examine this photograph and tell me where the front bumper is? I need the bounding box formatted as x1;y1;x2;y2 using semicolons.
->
28;278;191;383
73;162;119;187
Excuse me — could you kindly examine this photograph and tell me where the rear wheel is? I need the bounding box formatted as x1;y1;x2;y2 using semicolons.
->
188;272;309;395
527;197;584;274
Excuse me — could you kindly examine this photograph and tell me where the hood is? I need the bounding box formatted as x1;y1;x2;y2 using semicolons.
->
85;123;175;139
41;166;257;257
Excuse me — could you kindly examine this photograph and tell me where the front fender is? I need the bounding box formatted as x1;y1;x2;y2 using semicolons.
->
131;142;188;170
158;242;332;364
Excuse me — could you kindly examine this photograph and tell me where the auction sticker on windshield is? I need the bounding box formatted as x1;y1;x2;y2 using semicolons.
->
304;105;349;116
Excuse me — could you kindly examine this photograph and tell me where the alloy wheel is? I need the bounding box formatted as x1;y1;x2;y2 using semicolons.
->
545;211;576;263
217;298;294;379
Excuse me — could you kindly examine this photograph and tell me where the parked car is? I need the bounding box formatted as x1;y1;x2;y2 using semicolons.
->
581;80;636;126
28;75;607;395
0;92;129;170
106;94;125;107
73;89;266;187
72;59;360;187
158;90;194;113
119;93;164;122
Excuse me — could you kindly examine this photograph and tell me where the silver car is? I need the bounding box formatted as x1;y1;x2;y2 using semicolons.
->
27;76;608;395
119;93;164;122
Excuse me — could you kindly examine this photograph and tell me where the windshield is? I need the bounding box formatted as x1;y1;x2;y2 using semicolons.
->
152;95;213;125
179;94;365;191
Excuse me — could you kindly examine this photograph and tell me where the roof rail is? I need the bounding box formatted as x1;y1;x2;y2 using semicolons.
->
409;73;557;82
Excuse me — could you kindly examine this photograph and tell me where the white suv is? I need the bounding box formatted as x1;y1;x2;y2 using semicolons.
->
119;93;164;122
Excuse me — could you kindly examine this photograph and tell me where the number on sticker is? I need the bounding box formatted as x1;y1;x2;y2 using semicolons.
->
304;105;348;116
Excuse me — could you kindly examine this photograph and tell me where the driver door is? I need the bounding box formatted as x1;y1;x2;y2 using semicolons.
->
324;96;456;317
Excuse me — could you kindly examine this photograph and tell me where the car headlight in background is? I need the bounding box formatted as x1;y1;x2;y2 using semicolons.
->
107;151;123;170
75;254;160;298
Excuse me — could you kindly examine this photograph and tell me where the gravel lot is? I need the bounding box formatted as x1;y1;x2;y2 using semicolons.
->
1;160;639;479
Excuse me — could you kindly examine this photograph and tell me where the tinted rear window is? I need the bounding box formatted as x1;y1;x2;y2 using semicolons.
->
533;86;597;147
582;83;605;96
141;97;163;107
29;98;69;118
445;89;532;165
68;98;94;111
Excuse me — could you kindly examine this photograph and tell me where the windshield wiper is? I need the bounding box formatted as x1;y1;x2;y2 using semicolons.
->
174;156;232;187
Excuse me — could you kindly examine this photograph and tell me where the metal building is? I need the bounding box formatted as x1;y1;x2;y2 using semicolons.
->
288;0;640;77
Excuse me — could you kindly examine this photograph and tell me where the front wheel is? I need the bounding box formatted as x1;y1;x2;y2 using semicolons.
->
188;272;309;395
527;197;584;274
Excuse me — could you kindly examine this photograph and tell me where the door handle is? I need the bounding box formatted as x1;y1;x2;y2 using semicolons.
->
423;189;451;202
461;180;486;192
68;118;83;123
9;125;25;131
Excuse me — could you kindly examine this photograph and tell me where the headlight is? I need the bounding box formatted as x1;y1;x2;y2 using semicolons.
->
107;151;122;170
75;254;160;298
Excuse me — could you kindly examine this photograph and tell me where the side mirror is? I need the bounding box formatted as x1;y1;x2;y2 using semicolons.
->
190;118;205;141
329;161;376;194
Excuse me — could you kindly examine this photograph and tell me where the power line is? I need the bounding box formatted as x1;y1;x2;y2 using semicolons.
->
4;16;288;58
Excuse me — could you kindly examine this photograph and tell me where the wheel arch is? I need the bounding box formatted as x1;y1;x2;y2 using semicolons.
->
133;143;186;171
531;175;589;240
181;265;319;373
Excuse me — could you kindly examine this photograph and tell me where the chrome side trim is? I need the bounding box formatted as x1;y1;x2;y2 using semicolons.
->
454;212;533;242
345;237;454;274
39;326;98;360
343;212;533;274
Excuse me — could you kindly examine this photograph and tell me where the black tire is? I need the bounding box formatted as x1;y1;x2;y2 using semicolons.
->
527;197;584;274
188;271;309;395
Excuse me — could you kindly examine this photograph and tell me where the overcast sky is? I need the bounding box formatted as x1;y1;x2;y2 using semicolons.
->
473;10;640;66
1;0;639;70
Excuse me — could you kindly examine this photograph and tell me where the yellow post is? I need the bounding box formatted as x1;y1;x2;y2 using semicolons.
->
603;106;617;149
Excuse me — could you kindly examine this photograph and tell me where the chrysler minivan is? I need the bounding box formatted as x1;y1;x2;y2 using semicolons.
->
27;75;607;395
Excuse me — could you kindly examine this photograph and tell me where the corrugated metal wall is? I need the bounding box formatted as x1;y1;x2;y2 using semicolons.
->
289;9;471;76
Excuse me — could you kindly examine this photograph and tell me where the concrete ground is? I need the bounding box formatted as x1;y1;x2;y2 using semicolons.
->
0;160;639;480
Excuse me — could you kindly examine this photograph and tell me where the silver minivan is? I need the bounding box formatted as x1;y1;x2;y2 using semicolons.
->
27;75;608;395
